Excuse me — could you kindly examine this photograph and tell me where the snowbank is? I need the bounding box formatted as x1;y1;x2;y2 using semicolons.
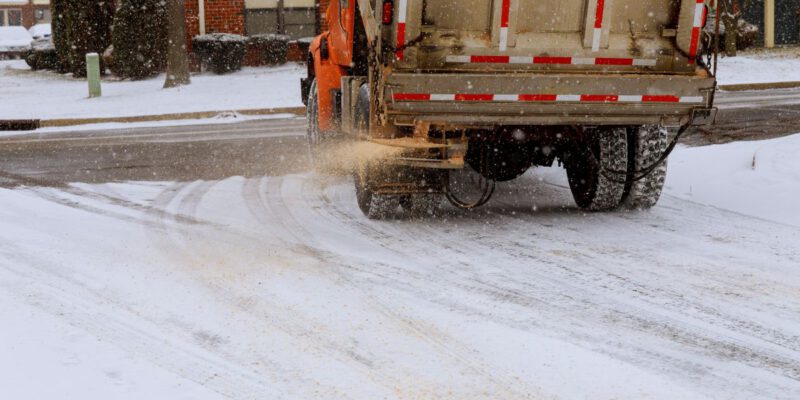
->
0;60;304;119
665;133;800;227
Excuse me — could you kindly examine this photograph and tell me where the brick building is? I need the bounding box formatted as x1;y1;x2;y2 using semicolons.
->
0;0;49;29
186;0;317;40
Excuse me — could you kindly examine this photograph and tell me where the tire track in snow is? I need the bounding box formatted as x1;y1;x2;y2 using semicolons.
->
250;174;539;399
0;246;290;400
308;174;800;397
153;177;460;399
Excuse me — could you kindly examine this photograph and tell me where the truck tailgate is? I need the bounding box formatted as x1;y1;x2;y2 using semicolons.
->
389;0;709;74
385;70;715;126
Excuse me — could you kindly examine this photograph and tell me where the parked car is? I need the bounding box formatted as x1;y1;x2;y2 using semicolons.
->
0;26;33;60
29;24;52;40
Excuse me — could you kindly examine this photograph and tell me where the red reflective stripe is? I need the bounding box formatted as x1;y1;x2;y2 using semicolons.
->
396;22;406;60
595;57;633;66
688;27;700;64
394;93;687;103
394;93;430;101
643;95;680;103
533;56;572;64
455;94;494;101
581;94;618;102
500;0;511;27
519;94;558;102
471;55;510;63
594;0;605;28
701;5;708;28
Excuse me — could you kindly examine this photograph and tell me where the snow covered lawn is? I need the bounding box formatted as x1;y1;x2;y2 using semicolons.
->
0;60;305;120
717;48;800;85
666;134;800;227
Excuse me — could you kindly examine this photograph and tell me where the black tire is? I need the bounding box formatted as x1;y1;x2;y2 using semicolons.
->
352;84;398;219
401;194;441;218
623;125;669;210
566;127;629;211
306;78;324;170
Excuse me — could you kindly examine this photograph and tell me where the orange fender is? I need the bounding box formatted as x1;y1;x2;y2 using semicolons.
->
309;35;347;133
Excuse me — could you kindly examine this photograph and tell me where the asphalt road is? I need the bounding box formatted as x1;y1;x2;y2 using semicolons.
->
1;87;798;187
683;87;800;145
0;118;310;188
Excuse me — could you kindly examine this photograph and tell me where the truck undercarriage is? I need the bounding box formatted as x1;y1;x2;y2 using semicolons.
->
303;0;718;218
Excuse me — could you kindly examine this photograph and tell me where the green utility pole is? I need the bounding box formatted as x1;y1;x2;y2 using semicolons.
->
86;53;102;98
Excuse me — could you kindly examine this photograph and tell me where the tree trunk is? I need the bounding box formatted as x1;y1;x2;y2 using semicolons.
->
723;17;738;56
164;0;191;88
277;0;286;34
720;0;739;57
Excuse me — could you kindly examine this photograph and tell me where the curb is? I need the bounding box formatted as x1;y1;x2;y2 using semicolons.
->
40;107;306;128
22;107;306;129
0;120;41;131
719;81;800;92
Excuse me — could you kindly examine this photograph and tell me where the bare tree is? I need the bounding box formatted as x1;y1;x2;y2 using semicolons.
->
164;0;191;88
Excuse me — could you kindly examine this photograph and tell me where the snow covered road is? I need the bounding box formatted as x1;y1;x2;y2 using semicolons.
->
1;120;799;399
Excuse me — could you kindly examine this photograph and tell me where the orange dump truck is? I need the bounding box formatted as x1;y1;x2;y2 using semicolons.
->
302;0;718;218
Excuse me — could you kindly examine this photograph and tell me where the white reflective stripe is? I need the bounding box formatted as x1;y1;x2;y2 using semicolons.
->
499;27;509;51
397;0;408;23
693;3;705;27
509;56;532;64
430;94;455;101
680;96;704;103
618;95;643;102
632;59;658;66
572;57;595;65
493;94;518;101
592;27;602;51
445;55;471;63
557;95;581;102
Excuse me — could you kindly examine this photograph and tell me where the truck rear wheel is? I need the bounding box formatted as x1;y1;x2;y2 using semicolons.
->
401;194;441;218
352;83;399;219
622;125;669;210
566;127;629;211
306;79;324;169
354;162;400;219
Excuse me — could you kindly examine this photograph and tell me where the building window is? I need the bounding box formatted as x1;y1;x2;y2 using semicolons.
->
1;9;23;26
0;9;22;26
244;0;317;39
8;10;22;26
